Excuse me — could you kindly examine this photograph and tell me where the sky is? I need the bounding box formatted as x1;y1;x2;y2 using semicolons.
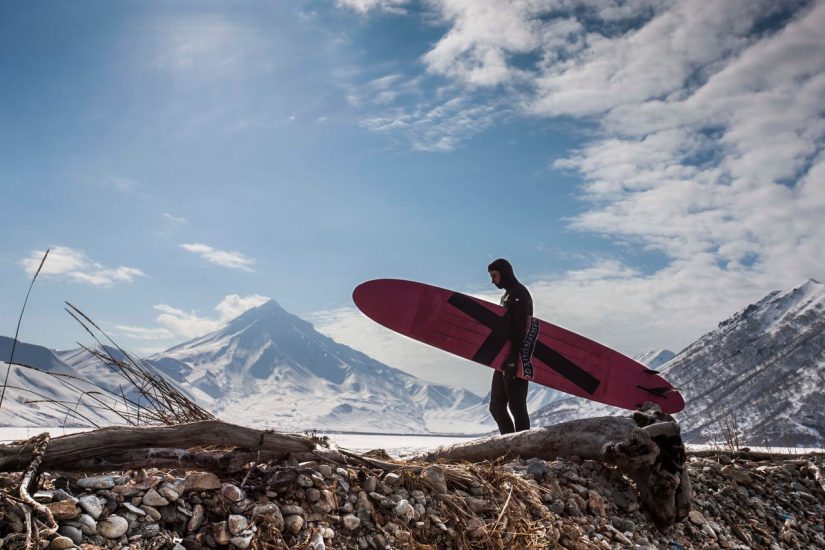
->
2;0;824;395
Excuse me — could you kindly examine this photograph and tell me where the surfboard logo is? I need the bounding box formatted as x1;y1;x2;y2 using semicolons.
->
520;318;539;380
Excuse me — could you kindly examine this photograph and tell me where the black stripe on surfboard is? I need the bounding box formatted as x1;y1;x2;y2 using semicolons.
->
447;292;600;395
532;342;600;395
636;385;674;398
446;293;511;365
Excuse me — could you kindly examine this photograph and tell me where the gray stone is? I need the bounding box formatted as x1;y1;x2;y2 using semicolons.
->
230;534;254;549
611;516;635;532
253;503;284;530
393;499;413;519
77;495;103;519
222;483;245;501
142;488;169;507
158;486;180;502
183;472;221;492
228;514;248;535
212;521;230;545
280;504;304;516
135;523;160;538
97;515;128;539
527;461;547;481
73;514;97;536
57;525;83;545
187;504;205;532
141;505;162;521
420;466;448;494
46;500;78;521
122;502;146;515
285;514;305;534
689;510;706;525
76;475;115;490
343;513;361;531
362;476;378;493
49;536;75;550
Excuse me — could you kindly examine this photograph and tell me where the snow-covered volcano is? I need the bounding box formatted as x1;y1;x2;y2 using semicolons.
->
151;300;489;434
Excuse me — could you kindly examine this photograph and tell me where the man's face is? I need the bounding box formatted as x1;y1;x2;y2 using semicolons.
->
489;270;503;288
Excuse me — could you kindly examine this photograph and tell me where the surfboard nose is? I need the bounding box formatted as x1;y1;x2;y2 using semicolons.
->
353;279;424;332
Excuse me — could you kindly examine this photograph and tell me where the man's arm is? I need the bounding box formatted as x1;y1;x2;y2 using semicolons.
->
503;290;530;377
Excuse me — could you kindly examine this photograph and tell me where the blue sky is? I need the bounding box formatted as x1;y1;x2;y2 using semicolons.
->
2;0;824;394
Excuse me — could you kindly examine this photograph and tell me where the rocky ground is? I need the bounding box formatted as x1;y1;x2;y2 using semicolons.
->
1;449;823;549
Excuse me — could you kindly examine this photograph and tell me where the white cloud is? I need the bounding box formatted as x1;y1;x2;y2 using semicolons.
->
114;325;175;341
118;294;270;343
104;176;140;192
180;243;256;272
361;95;502;151
20;246;145;287
215;294;271;322
163;212;187;224
336;0;409;15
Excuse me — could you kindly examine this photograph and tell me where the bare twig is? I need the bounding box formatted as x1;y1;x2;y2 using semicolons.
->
1;248;49;410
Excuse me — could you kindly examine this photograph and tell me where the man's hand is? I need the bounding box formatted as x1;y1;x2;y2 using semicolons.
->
502;353;518;378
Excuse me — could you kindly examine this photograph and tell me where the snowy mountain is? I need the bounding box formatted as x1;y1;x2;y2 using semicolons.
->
532;279;825;447
0;337;128;427
634;349;676;369
150;300;490;434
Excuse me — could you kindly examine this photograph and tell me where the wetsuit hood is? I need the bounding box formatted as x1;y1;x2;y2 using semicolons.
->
488;258;517;290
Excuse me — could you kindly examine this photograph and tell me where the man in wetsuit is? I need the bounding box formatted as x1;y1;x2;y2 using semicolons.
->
487;258;532;434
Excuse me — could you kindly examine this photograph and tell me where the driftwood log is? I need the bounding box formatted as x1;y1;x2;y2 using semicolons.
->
415;403;690;526
0;405;690;527
0;420;315;473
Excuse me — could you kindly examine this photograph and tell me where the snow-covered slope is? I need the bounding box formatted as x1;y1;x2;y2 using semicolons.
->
152;300;490;434
634;349;676;369
532;279;825;447
0;337;128;427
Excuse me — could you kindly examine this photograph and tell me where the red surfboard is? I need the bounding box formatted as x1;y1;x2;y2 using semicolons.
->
353;279;684;413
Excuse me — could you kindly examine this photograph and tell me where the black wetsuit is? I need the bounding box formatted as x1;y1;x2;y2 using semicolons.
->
488;259;532;434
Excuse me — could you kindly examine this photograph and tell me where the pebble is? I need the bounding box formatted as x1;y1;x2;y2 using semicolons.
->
57;525;83;545
77;495;102;519
187;503;205;532
46;500;78;521
97;515;128;539
142;488;169;507
228;514;248;534
231;534;254;549
183;472;221;492
48;536;75;549
212;521;230;545
285;514;305;534
343;513;361;531
76;475;114;490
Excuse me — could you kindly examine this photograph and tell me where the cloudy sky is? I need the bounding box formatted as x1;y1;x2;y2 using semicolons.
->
2;0;823;394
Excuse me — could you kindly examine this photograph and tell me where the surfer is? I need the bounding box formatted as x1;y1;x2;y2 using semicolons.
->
487;258;532;434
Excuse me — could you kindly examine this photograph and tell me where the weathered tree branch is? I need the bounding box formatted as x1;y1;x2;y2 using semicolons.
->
0;420;315;472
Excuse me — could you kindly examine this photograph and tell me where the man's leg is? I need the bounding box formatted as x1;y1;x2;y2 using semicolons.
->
504;376;530;432
489;371;515;434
